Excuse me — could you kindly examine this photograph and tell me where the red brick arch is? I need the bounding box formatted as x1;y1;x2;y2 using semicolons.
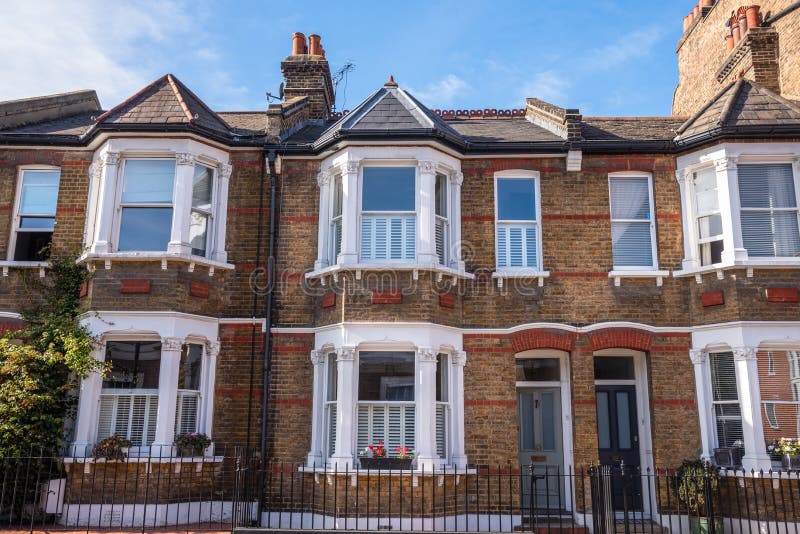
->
511;328;575;353
588;328;654;352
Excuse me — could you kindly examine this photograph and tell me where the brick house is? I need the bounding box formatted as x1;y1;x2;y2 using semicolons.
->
1;0;800;527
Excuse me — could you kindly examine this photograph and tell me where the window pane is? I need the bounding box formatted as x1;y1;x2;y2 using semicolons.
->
358;351;415;401
741;211;800;257
611;221;653;267
435;173;448;217
616;392;632;449
610;177;650;220
362;167;415;211
13;231;52;261
178;344;203;390
19;217;55;230
694;167;719;214
541;392;556;451
20;171;60;214
436;354;449;402
596;392;611;449
103;341;161;389
326;353;338;402
698;214;723;239
497;178;536;220
192;165;213;211
190;211;209;256
332;175;343;217
118;207;173;251
516;358;561;381
519;392;536;450
739;164;797;209
710;352;738;402
121;160;175;204
594;357;635;380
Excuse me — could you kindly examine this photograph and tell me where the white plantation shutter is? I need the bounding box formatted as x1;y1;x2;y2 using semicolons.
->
326;403;337;459
357;403;415;458
496;224;537;268
97;393;158;447
609;176;655;267
331;218;342;262
175;391;199;436
738;164;800;257
710;352;744;448
96;396;115;441
436;403;448;459
361;215;415;260
435;218;447;265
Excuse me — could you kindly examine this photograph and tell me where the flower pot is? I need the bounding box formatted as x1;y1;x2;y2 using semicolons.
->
178;446;203;457
746;5;761;29
689;516;724;534
359;457;413;470
782;454;800;470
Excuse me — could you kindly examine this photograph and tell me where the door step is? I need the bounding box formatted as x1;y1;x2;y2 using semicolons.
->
613;519;669;533
515;513;588;533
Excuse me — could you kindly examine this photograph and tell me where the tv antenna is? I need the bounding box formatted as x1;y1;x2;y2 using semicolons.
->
332;61;355;112
266;82;284;103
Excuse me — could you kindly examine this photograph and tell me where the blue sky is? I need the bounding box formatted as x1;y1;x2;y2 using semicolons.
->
0;1;692;116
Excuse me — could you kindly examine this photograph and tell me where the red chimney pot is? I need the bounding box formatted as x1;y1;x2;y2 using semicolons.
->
292;32;306;55
309;34;322;56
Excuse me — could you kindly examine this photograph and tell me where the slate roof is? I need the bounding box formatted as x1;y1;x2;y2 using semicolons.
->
676;79;800;143
217;112;268;135
95;74;231;135
0;111;98;136
582;117;685;142
446;119;562;143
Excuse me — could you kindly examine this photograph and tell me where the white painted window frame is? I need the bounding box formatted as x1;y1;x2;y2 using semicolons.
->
7;165;61;265
493;170;543;274
675;143;800;278
607;172;659;272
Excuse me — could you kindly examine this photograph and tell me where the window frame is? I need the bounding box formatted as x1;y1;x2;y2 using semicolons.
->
435;172;450;266
493;170;543;273
608;172;659;271
329;173;343;265
708;351;745;450
9;165;61;263
189;162;217;258
692;165;725;267
358;163;419;263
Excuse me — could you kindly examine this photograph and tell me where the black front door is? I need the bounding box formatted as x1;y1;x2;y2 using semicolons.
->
595;385;641;511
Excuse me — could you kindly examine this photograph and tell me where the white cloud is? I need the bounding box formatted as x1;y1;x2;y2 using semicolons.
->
581;26;665;70
408;74;468;108
521;71;571;105
0;0;250;109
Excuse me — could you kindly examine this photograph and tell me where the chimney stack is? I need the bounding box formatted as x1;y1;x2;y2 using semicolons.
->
281;32;335;119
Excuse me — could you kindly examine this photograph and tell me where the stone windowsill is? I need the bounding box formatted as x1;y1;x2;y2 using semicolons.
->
77;251;235;274
306;262;475;282
63;455;224;464
298;465;478;476
674;259;800;282
492;269;550;288
608;269;670;287
0;260;48;277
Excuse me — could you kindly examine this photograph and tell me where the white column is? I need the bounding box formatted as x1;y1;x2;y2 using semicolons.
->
70;342;106;456
677;169;700;271
90;152;120;254
202;341;220;454
715;157;748;263
307;350;327;467
315;170;332;270
338;161;360;265
168;153;195;255
332;346;356;470
417;161;437;264
733;347;772;471
212;163;231;263
152;336;184;455
450;350;468;468
450;171;465;271
416;347;441;471
690;350;715;461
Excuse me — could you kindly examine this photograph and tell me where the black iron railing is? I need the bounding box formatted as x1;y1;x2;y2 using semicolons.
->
2;452;800;533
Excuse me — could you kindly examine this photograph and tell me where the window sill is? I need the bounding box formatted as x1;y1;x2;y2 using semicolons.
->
298;465;478;477
77;251;234;275
608;270;670;287
492;269;550;288
674;259;800;283
0;260;48;277
62;455;224;464
306;262;474;283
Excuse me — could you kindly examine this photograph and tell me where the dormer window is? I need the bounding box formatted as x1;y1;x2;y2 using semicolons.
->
360;167;416;261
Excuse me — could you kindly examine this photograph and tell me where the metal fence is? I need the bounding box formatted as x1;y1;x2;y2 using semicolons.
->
2;452;800;533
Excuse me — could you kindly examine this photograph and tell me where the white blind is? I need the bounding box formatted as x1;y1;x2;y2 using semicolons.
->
738;164;800;257
496;223;537;268
357;402;415;457
435;217;448;265
326;402;337;460
175;390;199;436
97;393;158;447
436;402;448;460
361;215;416;260
331;218;342;263
609;177;654;267
710;352;744;448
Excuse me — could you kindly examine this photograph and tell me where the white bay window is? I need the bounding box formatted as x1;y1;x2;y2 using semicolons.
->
738;163;800;258
117;160;175;252
360;167;416;261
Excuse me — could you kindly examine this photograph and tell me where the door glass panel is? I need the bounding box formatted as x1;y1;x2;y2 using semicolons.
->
519;392;536;450
597;392;611;449
616;392;632;449
594;356;635;380
541;392;555;451
516;358;560;381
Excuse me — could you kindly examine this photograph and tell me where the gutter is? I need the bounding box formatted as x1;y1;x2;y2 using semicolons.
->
256;149;278;524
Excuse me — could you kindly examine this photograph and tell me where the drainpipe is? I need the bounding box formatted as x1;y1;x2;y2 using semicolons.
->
256;149;278;524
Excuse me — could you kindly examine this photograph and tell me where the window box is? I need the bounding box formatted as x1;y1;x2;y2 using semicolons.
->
359;457;413;470
714;447;744;468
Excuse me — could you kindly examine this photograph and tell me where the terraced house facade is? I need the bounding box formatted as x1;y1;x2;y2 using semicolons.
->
2;0;800;528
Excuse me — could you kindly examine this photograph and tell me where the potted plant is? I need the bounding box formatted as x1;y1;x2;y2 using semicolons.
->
769;438;800;470
174;432;211;457
358;441;414;470
676;459;723;534
93;435;132;461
